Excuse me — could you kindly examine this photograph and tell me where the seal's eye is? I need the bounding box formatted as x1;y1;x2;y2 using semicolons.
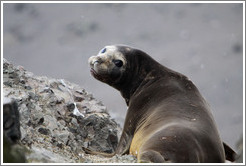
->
101;48;106;53
113;60;123;68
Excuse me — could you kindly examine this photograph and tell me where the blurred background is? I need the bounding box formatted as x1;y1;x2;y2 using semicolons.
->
3;3;243;150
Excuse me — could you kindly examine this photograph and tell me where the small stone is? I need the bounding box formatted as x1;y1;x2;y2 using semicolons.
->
71;118;78;126
74;95;84;102
83;142;89;148
58;120;66;127
20;79;26;84
68;127;77;134
37;117;44;125
28;92;36;100
67;103;75;112
56;96;65;104
38;128;50;135
75;89;85;95
57;142;63;149
49;96;58;106
3;81;12;87
25;85;32;90
39;86;54;93
57;132;69;144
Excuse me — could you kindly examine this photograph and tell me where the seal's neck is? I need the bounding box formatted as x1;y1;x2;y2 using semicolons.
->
114;52;167;106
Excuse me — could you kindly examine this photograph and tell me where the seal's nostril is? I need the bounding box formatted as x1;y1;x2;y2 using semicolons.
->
93;59;101;66
101;48;106;53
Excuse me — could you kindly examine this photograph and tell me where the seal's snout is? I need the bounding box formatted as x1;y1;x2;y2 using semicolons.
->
88;56;99;67
92;58;102;66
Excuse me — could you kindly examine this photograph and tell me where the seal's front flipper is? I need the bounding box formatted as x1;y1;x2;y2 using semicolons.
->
138;150;166;163
82;147;115;157
223;142;237;162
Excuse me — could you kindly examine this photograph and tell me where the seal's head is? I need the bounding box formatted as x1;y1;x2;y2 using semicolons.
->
88;45;164;105
88;45;128;85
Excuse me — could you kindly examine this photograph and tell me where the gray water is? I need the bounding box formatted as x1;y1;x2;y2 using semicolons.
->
3;3;243;150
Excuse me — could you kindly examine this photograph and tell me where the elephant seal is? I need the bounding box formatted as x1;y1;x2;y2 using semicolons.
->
87;45;236;162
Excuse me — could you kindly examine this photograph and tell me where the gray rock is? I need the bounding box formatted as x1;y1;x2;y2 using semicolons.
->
2;58;136;163
3;97;27;163
3;136;27;163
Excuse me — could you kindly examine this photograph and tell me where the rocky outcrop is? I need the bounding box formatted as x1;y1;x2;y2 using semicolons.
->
3;59;137;163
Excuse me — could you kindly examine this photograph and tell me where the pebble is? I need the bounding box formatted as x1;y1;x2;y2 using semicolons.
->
38;128;50;135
